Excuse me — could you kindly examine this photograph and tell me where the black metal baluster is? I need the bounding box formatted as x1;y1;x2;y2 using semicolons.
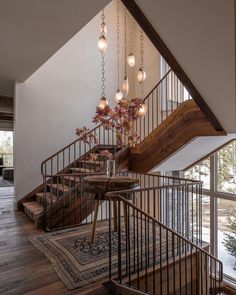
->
152;220;156;294
145;215;148;293
159;225;163;295
137;209;140;290
118;199;122;283
108;198;112;280
172;233;176;295
128;205;131;287
166;228;170;295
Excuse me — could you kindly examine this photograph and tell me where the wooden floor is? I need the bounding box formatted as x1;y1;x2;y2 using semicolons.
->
0;187;110;295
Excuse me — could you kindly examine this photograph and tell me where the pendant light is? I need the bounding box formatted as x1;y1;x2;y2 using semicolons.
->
122;8;129;96
127;54;135;68
137;29;146;83
99;96;108;109
114;0;123;103
97;9;108;55
137;29;147;116
98;10;108;109
127;12;135;67
137;68;147;83
138;103;147;117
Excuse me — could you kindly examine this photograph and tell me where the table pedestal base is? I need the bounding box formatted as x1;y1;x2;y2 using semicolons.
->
90;200;127;244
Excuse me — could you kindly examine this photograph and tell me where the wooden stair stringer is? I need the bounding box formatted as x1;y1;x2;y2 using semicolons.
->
129;100;225;173
44;188;98;230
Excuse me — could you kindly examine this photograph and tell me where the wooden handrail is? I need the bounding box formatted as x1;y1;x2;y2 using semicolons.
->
143;69;171;102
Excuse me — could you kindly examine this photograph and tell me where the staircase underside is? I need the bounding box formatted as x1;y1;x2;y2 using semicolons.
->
129;100;225;173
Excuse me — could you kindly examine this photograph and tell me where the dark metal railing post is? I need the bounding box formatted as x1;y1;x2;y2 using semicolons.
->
108;198;112;280
118;199;122;284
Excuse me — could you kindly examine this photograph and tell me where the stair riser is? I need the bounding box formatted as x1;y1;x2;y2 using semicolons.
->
36;195;56;206
79;162;103;170
59;178;81;187
47;186;67;197
47;184;81;197
70;168;96;174
24;207;43;228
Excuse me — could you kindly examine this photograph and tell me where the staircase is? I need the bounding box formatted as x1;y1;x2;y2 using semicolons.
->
16;65;226;293
20;145;121;229
19;69;224;230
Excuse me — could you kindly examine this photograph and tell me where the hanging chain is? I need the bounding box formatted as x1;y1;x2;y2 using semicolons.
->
128;12;133;53
140;29;144;98
124;8;127;74
101;53;105;97
140;29;144;70
117;0;120;87
101;9;105;35
101;10;105;97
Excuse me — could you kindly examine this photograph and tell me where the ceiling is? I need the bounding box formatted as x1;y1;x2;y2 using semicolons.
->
136;0;236;133
154;134;236;172
0;0;110;96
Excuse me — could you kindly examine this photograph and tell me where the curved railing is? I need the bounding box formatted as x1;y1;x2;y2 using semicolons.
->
41;123;121;177
43;171;202;233
106;186;223;295
41;69;192;177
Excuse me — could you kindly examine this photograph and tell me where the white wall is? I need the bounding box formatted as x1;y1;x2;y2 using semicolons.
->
136;0;236;133
14;1;122;201
14;0;161;201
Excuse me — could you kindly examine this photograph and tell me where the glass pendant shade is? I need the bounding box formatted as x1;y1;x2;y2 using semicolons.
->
100;23;107;36
127;53;135;67
122;75;129;96
99;96;108;109
138;103;147;117
137;68;146;83
114;89;123;103
97;35;108;54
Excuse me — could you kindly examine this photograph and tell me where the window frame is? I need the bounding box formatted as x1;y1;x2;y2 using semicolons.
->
184;140;236;284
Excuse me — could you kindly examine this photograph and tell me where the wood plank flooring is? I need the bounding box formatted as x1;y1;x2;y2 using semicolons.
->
0;187;110;295
0;186;233;295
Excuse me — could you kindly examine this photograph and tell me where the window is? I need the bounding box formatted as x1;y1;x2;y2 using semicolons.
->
218;199;236;278
202;195;210;243
217;141;236;194
184;140;236;284
0;131;13;167
185;157;210;190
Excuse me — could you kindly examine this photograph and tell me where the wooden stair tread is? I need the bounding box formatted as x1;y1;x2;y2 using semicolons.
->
59;175;81;182
23;201;44;220
47;183;70;192
79;160;104;165
36;192;57;204
70;167;94;173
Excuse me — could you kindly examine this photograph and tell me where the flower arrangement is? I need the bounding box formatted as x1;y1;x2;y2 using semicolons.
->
76;97;145;161
93;97;143;147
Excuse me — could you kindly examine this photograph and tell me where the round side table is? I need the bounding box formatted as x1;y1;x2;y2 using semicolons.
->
83;175;139;243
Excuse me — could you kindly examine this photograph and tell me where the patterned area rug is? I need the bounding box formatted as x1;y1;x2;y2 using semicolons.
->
31;221;173;290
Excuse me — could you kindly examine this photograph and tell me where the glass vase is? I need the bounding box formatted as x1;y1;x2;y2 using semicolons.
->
106;159;116;177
